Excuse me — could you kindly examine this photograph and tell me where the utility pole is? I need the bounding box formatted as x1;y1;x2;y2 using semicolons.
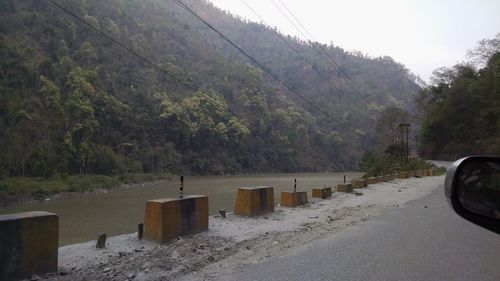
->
415;134;419;156
399;123;410;165
400;124;404;166
406;124;409;163
179;175;184;198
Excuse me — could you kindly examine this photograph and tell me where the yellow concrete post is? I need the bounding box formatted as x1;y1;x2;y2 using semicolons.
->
352;179;367;189
234;186;274;216
337;183;353;193
312;187;332;199
281;191;308;207
144;195;208;244
366;177;377;185
0;211;58;280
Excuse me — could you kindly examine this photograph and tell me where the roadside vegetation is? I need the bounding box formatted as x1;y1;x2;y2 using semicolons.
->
0;0;421;205
0;172;172;206
0;0;419;182
359;151;437;178
416;34;500;160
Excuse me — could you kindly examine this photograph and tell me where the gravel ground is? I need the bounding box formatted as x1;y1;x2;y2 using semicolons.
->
31;176;444;281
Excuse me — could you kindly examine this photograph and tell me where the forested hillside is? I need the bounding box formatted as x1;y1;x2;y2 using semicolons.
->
0;0;420;178
417;34;500;160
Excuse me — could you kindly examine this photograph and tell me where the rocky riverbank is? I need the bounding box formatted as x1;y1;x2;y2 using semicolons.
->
33;176;444;281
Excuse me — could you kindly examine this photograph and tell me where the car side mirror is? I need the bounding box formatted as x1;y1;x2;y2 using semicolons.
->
445;156;500;234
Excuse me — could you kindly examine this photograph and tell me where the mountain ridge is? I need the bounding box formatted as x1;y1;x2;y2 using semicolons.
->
0;0;419;177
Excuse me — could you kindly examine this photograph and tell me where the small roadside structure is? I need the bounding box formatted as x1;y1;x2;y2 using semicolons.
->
144;195;209;244
312;187;332;199
337;183;353;193
234;186;275;216
0;211;58;280
352;179;367;189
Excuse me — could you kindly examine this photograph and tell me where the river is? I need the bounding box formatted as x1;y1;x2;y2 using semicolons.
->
0;172;363;246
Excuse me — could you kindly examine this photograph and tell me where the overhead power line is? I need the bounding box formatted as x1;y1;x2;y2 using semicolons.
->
174;0;350;131
46;0;239;116
45;0;338;166
240;0;372;108
271;0;371;99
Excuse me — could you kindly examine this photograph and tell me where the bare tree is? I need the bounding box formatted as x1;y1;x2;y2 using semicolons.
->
466;33;500;68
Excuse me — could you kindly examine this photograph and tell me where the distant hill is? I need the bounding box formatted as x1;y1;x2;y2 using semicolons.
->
0;0;420;177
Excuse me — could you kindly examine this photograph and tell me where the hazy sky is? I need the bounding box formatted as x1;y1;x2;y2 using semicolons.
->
208;0;500;82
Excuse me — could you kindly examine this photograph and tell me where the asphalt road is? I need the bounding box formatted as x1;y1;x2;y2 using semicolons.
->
222;174;500;281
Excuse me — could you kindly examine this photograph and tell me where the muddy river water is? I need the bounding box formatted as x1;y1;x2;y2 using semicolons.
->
0;172;363;245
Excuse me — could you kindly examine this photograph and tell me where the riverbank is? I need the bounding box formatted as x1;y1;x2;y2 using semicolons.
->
36;175;444;281
0;173;173;206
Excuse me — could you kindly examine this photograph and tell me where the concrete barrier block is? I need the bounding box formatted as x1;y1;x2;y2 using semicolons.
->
144;195;208;243
352;179;367;189
234;186;274;216
432;168;444;176
312;187;332;199
366;177;377;185
0;211;58;280
281;191;308;207
337;183;353;193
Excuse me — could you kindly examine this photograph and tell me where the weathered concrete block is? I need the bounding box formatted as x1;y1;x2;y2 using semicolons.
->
312;187;332;199
366;177;377;185
337;183;353;193
0;211;58;280
281;191;308;207
234;186;274;216
352;179;367;189
144;195;208;244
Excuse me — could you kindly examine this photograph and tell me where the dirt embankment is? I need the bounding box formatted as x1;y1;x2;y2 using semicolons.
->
35;176;444;281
